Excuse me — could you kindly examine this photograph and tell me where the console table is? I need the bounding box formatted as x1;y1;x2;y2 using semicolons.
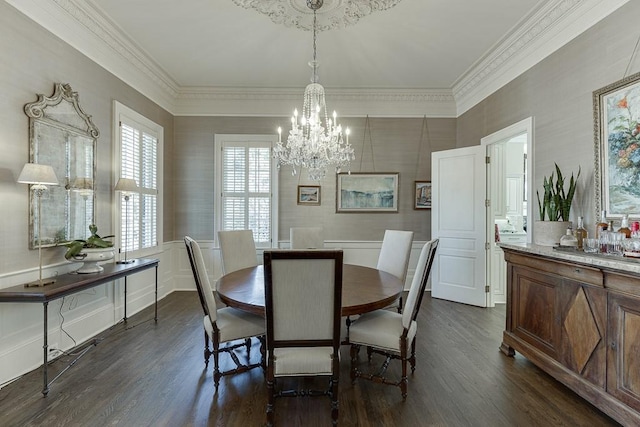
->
0;258;159;396
499;244;640;425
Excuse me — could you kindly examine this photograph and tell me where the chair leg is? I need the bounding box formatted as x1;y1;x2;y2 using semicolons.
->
266;377;275;427
366;346;373;362
213;344;221;391
331;377;339;426
259;336;266;373
350;345;359;383
204;331;212;367
410;338;417;373
245;337;251;360
400;353;408;400
397;295;403;313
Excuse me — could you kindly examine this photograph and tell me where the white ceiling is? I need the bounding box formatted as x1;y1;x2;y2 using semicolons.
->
7;0;629;116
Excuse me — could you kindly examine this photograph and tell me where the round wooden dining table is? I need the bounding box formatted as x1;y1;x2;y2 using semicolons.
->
217;264;403;317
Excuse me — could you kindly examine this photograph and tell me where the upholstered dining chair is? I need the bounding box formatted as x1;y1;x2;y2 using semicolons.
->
290;226;324;249
184;236;265;391
263;249;343;427
349;239;438;399
376;229;414;312
218;229;259;275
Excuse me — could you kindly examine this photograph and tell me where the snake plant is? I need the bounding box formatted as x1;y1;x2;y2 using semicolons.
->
536;163;580;221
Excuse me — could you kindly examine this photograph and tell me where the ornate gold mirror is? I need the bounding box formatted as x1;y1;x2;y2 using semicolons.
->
24;83;98;248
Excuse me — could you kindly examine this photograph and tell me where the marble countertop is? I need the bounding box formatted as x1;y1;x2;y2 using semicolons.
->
498;242;640;275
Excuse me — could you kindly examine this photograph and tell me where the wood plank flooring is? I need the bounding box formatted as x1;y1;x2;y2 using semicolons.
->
0;291;620;426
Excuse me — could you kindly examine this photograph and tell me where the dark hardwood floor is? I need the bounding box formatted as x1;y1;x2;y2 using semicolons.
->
0;291;619;426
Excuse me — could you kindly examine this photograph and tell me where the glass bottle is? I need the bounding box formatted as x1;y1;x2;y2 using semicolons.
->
560;228;578;247
575;216;588;250
619;214;631;238
596;210;608;239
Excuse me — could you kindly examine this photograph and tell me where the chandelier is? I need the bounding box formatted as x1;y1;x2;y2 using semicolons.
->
273;0;355;181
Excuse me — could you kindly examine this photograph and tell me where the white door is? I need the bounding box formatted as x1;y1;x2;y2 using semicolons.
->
431;145;487;307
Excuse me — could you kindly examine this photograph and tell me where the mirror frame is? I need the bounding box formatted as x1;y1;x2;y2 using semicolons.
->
24;83;99;248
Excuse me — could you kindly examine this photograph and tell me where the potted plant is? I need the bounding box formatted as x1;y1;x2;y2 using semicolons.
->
59;224;115;273
534;163;581;246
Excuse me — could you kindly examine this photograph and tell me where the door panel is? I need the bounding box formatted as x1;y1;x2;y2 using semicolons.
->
431;145;487;306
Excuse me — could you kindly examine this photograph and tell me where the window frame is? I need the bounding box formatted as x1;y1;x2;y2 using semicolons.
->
113;101;164;258
214;134;279;249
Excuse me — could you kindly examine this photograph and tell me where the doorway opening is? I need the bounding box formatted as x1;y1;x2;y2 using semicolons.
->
482;117;533;306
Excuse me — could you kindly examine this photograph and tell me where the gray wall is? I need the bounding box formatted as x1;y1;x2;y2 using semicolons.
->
173;116;456;242
457;0;640;231
0;1;174;274
3;0;640;269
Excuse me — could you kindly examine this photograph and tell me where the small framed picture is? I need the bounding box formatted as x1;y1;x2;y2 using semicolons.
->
297;185;321;205
414;181;432;209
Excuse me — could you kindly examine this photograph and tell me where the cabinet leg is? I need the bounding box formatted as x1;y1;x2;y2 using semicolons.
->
499;342;515;357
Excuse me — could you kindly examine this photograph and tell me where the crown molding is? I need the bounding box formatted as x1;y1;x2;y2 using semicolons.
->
5;0;179;112
6;0;630;118
453;0;630;116
174;87;456;117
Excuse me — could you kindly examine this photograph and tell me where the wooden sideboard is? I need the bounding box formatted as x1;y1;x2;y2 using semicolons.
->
499;244;640;426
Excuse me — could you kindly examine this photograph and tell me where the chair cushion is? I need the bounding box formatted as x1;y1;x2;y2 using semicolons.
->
348;309;416;353
273;347;336;376
204;307;265;343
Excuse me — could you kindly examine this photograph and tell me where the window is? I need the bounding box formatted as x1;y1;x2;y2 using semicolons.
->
214;135;278;248
114;102;163;256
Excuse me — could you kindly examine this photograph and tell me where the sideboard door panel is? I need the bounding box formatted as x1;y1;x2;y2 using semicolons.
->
512;266;560;358
559;281;606;388
608;291;640;411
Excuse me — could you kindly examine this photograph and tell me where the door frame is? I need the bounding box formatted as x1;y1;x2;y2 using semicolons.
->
481;117;534;306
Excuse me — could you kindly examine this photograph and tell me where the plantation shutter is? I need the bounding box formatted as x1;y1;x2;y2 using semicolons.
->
221;143;271;245
120;121;158;251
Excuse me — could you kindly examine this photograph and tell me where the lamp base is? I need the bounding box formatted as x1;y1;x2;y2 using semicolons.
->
24;278;56;288
116;259;136;265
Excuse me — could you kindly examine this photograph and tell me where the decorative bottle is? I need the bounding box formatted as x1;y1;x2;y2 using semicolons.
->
560;228;578;247
619;214;631;238
596;210;608;239
575;216;588;250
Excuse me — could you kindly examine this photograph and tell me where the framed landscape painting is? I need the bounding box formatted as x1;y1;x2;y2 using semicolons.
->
594;71;640;219
297;185;320;205
336;172;399;213
414;181;432;209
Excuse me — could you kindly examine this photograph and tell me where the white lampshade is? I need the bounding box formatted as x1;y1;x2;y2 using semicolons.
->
17;163;59;185
114;178;138;193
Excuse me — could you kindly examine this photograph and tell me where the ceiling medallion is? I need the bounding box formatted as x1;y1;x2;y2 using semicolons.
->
231;0;403;31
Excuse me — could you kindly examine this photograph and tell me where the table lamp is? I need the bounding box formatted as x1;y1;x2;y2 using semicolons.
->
115;178;138;264
18;163;59;287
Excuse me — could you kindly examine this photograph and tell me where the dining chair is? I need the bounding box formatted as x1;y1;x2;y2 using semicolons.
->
263;249;343;426
184;236;265;391
218;229;259;275
376;229;414;312
349;239;438;399
290;226;324;249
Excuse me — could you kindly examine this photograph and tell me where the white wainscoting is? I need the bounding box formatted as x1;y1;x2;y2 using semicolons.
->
1;239;427;388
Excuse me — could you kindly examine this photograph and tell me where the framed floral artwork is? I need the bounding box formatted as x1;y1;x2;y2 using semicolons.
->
414;181;432;209
297;185;320;205
594;71;640;219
